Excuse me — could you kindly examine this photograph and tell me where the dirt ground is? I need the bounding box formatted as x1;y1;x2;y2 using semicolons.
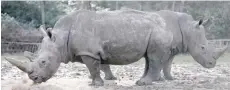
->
1;53;230;90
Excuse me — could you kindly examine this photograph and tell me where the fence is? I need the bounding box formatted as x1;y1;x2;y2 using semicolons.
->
1;42;40;54
1;39;230;54
208;39;230;47
208;39;230;52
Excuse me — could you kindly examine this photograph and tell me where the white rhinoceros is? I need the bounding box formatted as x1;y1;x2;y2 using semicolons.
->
97;9;228;82
97;9;228;81
5;9;227;86
155;10;227;80
5;9;172;86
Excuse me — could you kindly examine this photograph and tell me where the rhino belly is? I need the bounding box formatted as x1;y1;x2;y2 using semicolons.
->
102;41;147;65
105;51;145;65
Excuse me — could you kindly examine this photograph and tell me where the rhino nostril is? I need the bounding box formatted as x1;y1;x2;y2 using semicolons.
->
34;77;38;80
212;56;216;60
208;62;213;65
29;71;33;75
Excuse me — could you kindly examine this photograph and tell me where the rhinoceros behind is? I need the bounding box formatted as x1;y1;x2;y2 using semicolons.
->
155;10;228;80
5;10;173;86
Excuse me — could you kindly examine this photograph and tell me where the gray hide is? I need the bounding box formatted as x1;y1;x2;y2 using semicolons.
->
5;10;173;86
155;10;228;80
24;50;117;80
89;9;228;82
99;8;228;81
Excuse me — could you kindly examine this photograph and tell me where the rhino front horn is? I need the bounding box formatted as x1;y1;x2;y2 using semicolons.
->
4;57;30;73
214;46;228;60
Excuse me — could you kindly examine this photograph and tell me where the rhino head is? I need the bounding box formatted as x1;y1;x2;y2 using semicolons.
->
181;16;228;68
5;25;61;83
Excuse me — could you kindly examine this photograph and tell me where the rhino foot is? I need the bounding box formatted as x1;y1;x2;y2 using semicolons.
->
164;75;174;80
90;78;104;86
89;75;117;80
104;76;117;80
135;78;152;86
152;76;165;81
89;75;92;79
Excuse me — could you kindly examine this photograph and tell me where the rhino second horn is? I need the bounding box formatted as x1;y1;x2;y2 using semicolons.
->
214;46;228;60
24;51;35;62
4;57;30;73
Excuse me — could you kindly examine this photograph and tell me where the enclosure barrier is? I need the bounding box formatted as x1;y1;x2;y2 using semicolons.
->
208;39;230;51
1;42;40;54
1;39;230;54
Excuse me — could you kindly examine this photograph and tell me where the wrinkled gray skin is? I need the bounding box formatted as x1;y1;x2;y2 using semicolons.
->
6;10;171;86
99;10;228;81
23;51;117;80
155;10;228;80
5;10;227;86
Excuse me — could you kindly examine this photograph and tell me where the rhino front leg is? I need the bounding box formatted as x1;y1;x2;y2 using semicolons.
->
81;56;104;86
88;65;117;80
136;55;163;86
101;64;117;80
163;56;174;80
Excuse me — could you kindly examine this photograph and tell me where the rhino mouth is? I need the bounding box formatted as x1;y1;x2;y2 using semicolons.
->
212;56;217;60
30;75;49;84
42;77;48;82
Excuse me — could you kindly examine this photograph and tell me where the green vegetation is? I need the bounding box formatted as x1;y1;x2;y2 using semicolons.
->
1;1;230;39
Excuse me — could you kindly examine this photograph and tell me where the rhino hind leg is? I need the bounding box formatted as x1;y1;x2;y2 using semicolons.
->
139;57;149;79
81;56;104;86
100;64;117;80
163;56;174;80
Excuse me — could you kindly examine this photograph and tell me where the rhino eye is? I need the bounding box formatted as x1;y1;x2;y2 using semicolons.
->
41;60;46;64
201;46;205;50
39;60;47;68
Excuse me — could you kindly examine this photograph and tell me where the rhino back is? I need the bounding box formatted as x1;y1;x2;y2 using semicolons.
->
70;10;165;64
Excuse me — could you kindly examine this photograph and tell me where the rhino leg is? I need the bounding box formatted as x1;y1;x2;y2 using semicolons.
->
136;55;163;85
100;64;117;80
140;57;149;79
81;56;104;86
88;65;117;80
163;56;174;80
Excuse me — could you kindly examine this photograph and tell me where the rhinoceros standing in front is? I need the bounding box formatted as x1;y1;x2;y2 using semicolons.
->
5;10;174;86
5;9;228;86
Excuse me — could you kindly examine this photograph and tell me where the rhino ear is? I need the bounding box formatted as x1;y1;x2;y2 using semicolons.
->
47;30;52;39
39;25;52;39
47;28;52;33
203;18;212;27
196;19;203;28
39;25;48;36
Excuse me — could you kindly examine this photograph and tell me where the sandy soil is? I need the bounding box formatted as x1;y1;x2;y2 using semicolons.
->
1;54;230;90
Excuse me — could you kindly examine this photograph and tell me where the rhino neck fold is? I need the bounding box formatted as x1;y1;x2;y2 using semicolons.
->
63;28;73;64
56;28;73;64
177;17;188;53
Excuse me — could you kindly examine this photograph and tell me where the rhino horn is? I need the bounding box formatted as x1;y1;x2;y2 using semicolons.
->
4;57;30;73
213;46;228;60
196;19;203;28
